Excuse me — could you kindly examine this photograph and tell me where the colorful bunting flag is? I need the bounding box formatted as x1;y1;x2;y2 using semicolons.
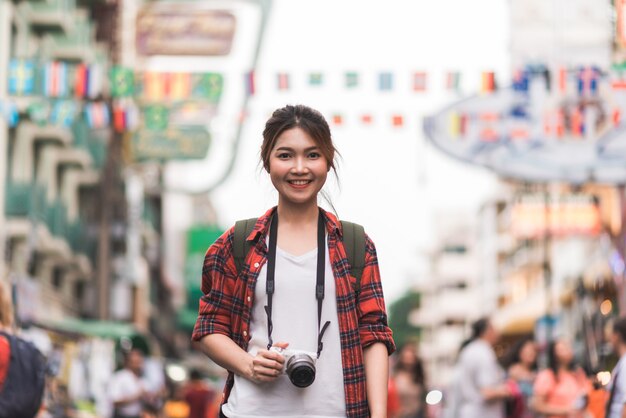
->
144;72;166;101
481;71;496;93
277;73;290;91
577;67;600;96
570;108;584;137
9;59;36;95
332;114;343;126
446;71;461;92
392;114;404;127
613;108;622;126
413;72;427;92
84;102;110;129
360;114;373;125
558;67;568;94
512;69;529;92
170;73;191;100
379;72;393;91
110;67;135;98
448;112;461;138
0;101;19;127
50;100;77;127
44;61;69;97
74;63;88;98
345;72;359;88
309;72;323;86
195;73;223;102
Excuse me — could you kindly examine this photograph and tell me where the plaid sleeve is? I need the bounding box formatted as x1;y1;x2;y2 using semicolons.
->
191;227;237;341
357;234;396;354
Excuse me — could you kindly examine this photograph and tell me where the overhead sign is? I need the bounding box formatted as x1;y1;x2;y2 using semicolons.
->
423;65;626;184
511;193;602;238
136;7;236;56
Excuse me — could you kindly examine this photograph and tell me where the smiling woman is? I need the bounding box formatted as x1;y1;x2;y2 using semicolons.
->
192;104;396;418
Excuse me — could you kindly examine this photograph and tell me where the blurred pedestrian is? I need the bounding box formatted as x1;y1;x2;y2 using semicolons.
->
192;104;395;418
392;342;427;418
531;339;591;418
181;369;216;418
108;348;152;418
605;316;626;418
504;337;538;418
449;317;510;418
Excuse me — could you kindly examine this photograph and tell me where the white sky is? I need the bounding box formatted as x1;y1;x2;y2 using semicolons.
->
167;0;511;302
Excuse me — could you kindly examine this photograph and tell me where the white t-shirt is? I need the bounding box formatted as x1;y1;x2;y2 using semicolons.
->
456;339;505;418
108;369;146;416
222;238;346;418
608;354;626;418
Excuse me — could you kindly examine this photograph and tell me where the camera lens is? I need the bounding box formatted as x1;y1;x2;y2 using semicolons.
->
286;355;316;388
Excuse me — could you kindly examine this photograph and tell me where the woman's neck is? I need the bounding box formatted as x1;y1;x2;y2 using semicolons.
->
276;200;319;225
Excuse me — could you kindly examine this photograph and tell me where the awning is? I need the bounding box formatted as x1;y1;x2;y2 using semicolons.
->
38;318;139;339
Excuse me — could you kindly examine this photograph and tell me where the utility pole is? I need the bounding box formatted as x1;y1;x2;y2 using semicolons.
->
0;0;11;282
96;0;123;320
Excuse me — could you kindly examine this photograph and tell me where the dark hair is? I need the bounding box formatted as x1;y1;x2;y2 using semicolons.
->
189;369;203;381
394;343;426;387
502;336;537;371
546;340;573;381
614;316;626;343
261;104;338;174
459;317;491;353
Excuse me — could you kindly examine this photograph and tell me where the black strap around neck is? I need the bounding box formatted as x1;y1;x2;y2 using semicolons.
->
265;211;331;359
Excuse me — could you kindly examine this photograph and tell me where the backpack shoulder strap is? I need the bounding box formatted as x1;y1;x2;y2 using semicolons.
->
233;218;258;275
340;221;366;295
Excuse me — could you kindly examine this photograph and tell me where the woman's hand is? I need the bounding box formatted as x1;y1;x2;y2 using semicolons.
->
246;342;289;383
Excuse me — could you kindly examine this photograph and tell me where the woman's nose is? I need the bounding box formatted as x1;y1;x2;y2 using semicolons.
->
292;156;308;173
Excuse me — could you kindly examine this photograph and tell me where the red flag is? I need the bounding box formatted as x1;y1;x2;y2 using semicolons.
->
113;106;126;133
392;114;404;127
481;71;496;93
558;67;567;93
361;114;373;125
277;73;290;91
413;72;427;92
332;114;343;126
75;64;87;98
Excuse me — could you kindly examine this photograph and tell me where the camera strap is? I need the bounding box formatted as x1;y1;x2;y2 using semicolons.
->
265;210;331;359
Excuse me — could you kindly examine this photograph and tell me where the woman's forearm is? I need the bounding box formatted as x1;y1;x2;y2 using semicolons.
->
195;333;254;379
363;342;389;418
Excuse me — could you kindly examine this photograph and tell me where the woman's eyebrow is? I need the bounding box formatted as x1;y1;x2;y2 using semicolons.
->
274;146;320;152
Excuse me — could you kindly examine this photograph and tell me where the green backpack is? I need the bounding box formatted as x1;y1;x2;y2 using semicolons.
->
233;218;366;295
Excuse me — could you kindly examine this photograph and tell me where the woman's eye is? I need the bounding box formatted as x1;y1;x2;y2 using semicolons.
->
277;153;291;159
308;152;321;159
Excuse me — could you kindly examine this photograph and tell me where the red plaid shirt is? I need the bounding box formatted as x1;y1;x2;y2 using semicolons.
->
192;207;395;418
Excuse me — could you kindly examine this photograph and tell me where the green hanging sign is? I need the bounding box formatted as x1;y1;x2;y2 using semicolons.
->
110;67;135;98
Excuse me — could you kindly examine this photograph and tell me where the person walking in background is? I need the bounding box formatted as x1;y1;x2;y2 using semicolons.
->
452;317;511;418
108;348;152;418
392;342;427;418
504;337;538;418
191;104;395;418
181;369;217;418
605;316;626;418
532;339;591;418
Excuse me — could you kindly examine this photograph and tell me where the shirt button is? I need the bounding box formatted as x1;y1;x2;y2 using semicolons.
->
243;330;248;337
247;296;251;302
254;262;260;268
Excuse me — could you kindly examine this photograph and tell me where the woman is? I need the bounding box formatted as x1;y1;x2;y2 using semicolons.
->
392;342;427;418
504;337;538;418
192;105;395;418
531;340;591;418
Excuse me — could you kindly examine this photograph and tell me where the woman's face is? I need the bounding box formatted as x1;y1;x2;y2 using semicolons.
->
555;340;574;366
519;341;537;366
269;128;329;208
399;345;417;366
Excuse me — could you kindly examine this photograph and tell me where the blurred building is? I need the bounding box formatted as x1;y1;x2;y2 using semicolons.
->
414;211;483;387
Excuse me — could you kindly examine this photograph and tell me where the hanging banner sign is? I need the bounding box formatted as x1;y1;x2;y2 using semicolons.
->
511;194;602;238
136;6;236;56
424;64;626;184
